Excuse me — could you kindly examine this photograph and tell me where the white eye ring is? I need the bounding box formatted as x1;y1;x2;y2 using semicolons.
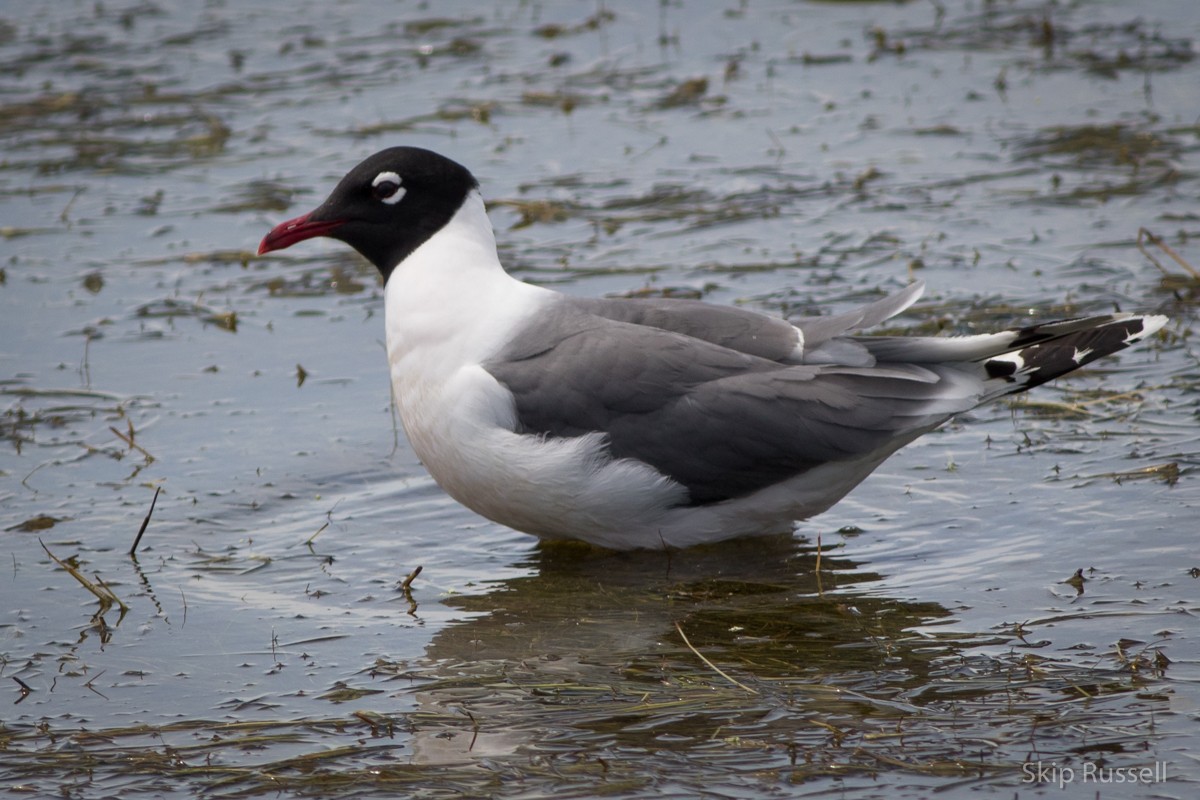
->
372;171;406;205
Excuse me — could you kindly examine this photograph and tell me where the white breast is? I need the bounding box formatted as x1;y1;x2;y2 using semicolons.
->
381;192;688;543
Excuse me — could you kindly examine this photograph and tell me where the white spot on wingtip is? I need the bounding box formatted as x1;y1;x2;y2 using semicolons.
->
1125;314;1168;344
1072;346;1094;364
992;352;1025;371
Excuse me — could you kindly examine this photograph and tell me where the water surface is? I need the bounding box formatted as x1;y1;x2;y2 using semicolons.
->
2;1;1198;797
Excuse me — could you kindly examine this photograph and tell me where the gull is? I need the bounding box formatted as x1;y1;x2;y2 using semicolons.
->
259;147;1167;550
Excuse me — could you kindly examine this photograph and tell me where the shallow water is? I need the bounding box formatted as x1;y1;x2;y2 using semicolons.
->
1;1;1198;797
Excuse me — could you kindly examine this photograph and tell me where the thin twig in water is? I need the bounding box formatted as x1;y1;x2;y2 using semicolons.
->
92;573;130;613
673;620;758;695
21;461;48;492
815;531;824;597
109;424;155;462
306;521;329;546
1138;227;1200;279
658;530;673;580
400;565;423;617
80;334;92;389
59;186;83;223
83;670;109;700
12;675;33;704
40;539;127;612
305;500;342;547
461;707;480;752
401;565;423;592
130;486;161;555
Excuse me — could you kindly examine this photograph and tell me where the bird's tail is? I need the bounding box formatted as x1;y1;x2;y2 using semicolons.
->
859;311;1168;397
977;313;1168;394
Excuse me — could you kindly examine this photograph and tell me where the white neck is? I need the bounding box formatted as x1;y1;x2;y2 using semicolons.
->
383;190;551;381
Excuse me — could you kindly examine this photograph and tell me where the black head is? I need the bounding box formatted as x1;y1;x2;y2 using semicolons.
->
258;146;480;281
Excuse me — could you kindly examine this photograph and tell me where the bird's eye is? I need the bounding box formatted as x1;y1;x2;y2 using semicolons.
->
373;181;401;201
371;171;406;205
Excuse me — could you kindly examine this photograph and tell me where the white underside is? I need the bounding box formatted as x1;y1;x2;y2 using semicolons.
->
380;191;1165;549
393;349;904;549
382;192;898;549
396;358;912;549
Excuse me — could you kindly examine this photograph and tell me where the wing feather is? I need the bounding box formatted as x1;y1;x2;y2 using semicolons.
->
486;300;979;505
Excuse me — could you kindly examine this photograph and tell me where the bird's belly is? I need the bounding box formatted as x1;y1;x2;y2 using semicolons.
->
392;364;688;542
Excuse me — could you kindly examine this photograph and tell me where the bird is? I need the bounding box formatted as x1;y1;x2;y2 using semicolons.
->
258;146;1167;550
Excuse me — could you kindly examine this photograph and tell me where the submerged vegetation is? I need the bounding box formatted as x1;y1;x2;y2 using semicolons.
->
0;538;1180;798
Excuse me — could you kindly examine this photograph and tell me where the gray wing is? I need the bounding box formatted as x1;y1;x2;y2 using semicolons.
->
568;281;926;367
567;295;803;361
791;280;925;348
485;299;979;505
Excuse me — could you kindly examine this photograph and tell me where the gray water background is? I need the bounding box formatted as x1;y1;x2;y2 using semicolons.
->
1;1;1198;797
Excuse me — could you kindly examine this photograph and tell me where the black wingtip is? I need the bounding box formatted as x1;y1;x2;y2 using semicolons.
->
987;314;1166;393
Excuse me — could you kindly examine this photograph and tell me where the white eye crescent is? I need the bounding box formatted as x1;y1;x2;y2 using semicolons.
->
371;170;406;205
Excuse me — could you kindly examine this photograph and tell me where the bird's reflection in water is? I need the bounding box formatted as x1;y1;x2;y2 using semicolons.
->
396;534;959;767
